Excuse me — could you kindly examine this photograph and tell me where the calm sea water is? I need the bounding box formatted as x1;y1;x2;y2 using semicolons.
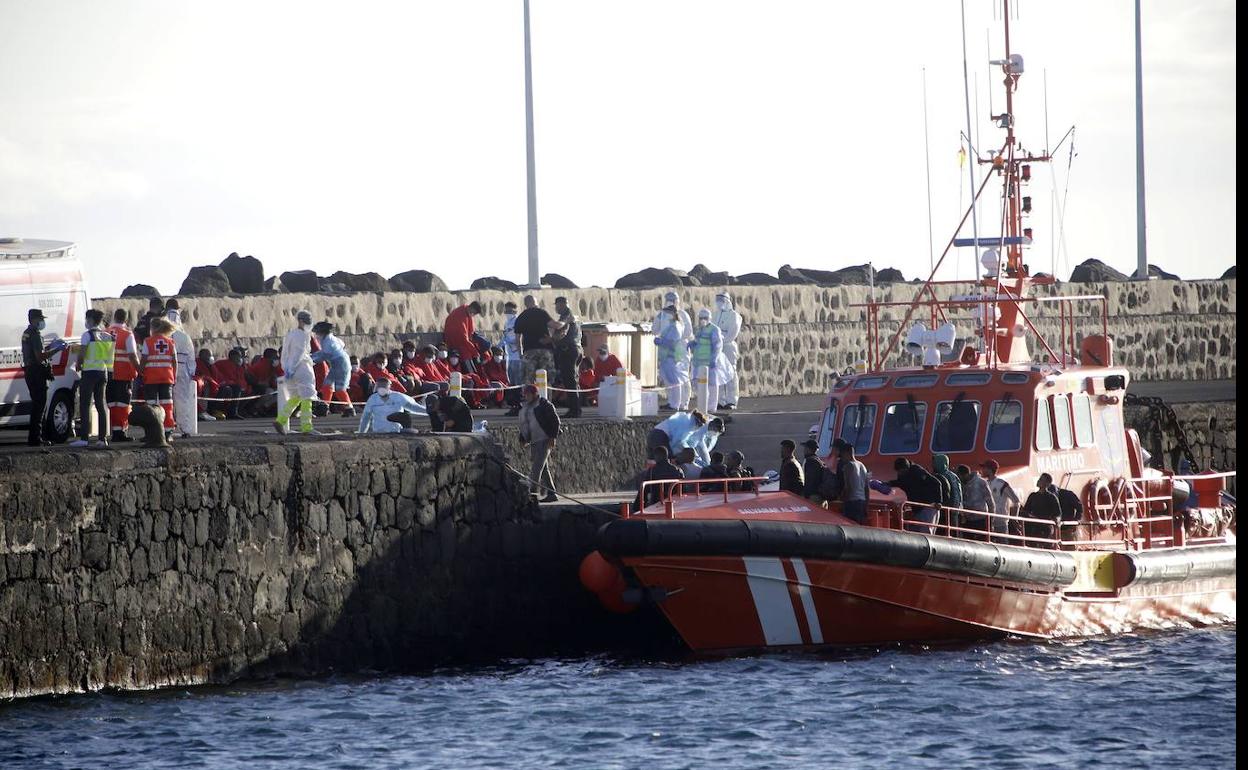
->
1;625;1234;770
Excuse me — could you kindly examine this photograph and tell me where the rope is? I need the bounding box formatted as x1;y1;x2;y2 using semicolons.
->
489;454;625;518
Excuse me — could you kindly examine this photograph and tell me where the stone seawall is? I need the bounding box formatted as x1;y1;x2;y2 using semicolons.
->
0;435;646;700
95;279;1236;396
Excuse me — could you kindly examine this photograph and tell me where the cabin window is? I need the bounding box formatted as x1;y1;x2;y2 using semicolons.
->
1035;398;1053;451
816;403;839;456
985;399;1024;452
894;374;939;388
1073;394;1094;446
1001;372;1029;384
880;401;928;454
931;400;981;453
946;372;992;386
1053;394;1074;450
852;376;888;390
839;403;877;455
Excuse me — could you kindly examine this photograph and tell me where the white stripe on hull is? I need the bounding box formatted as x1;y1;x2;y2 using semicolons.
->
790;558;824;644
743;556;802;646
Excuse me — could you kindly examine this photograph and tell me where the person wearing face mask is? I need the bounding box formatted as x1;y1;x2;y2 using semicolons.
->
442;300;484;374
652;290;694;408
364;352;407;394
501;301;523;410
478;345;510;407
20;308;56;445
274;310;317;435
310;321;354;417
164;304;198;437
654;305;689;411
357;377;427;433
212;347;249;419
687;308;723;414
446;348;488;408
194;348;221;421
712;292;742;410
348;356;375;404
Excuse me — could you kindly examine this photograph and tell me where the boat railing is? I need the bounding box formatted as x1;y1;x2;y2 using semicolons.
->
1084;470;1236;550
895;501;1075;549
632;476;771;518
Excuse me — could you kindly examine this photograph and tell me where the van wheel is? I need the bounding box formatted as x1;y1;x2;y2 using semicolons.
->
45;388;75;443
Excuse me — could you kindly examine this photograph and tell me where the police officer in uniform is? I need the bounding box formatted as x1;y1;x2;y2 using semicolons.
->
21;308;54;446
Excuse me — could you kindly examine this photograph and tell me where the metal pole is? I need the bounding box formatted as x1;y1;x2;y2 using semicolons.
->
524;0;541;288
922;68;935;272
959;0;981;278
1133;0;1148;280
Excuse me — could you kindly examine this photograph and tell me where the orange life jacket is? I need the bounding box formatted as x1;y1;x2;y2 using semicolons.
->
109;324;138;380
143;334;177;384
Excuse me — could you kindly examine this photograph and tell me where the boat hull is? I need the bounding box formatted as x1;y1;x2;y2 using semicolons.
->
622;555;1236;652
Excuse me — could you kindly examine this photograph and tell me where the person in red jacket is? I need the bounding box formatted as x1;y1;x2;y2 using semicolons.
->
211;347;250;418
592;345;628;385
195;348;220;420
578;358;598;407
446;348;488;407
309;333;329;397
479;346;510;407
348;356;375;404
442;301;483;373
364;352;407;394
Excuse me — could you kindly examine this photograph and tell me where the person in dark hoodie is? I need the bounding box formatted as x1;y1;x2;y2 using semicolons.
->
1021;473;1063;547
888;458;944;533
779;440;804;495
518;383;561;502
635;445;686;511
800;439;826;501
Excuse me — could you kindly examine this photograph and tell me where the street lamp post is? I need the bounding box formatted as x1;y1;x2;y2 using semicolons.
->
523;0;541;289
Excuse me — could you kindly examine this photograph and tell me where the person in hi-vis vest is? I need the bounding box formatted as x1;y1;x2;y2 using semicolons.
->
71;308;115;447
654;305;689;411
687;308;723;414
142;317;179;441
106;308;141;443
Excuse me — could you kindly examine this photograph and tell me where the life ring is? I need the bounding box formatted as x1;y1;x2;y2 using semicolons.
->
1083;477;1113;525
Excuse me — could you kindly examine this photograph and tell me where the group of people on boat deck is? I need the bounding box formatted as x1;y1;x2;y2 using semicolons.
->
775;437;1082;546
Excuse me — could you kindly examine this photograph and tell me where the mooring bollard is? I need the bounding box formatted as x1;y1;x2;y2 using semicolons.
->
449;371;463;401
535;368;548;400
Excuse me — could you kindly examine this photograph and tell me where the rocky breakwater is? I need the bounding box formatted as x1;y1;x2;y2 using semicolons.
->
0;434;638;700
95;278;1235;398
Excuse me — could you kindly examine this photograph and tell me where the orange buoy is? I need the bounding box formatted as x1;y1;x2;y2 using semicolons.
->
578;551;620;594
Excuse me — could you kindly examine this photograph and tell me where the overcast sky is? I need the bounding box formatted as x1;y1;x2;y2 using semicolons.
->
0;0;1236;297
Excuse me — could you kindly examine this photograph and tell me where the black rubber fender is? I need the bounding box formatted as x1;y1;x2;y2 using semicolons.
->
598;518;1080;588
1118;544;1237;586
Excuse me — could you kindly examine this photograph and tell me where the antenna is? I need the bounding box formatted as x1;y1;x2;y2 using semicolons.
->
959;0;981;283
922;68;935;273
1133;0;1148;279
1044;68;1052;275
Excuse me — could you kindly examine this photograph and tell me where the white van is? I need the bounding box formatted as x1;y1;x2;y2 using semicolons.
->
0;238;89;442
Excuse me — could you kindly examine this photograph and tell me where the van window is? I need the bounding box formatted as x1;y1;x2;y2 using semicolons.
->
816;403;839;456
1053;395;1074;450
946;372;992;386
894;374;938;388
985;400;1024;452
1035;398;1053;451
932;400;981;453
880;402;927;454
1073;394;1094;446
839;403;877;455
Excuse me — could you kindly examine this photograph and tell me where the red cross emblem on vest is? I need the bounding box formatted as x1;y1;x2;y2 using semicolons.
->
153;339;169;354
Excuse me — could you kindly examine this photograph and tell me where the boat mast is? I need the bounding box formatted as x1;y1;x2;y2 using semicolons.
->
1133;0;1148;279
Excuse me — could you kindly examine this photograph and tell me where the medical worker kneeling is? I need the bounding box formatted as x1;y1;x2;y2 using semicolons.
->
357;378;427;433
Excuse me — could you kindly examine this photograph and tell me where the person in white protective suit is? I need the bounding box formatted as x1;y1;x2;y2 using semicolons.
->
712;292;742;409
357;378;427;433
652;290;694;408
687;308;723;414
275;309;318;434
654;305;689;411
165;306;198;437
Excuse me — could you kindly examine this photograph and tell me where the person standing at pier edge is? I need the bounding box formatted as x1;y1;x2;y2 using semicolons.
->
106;309;141;443
21;308;55;446
141;318;178;441
311;321;354;416
687;308;723;413
778;439;804;495
70;308;115;447
654;305;690;411
518;383;560;502
443;300;483;374
653;291;693;408
501;301;523;412
712;292;742;410
274;310;317;435
164;304;197;437
551;296;583;418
